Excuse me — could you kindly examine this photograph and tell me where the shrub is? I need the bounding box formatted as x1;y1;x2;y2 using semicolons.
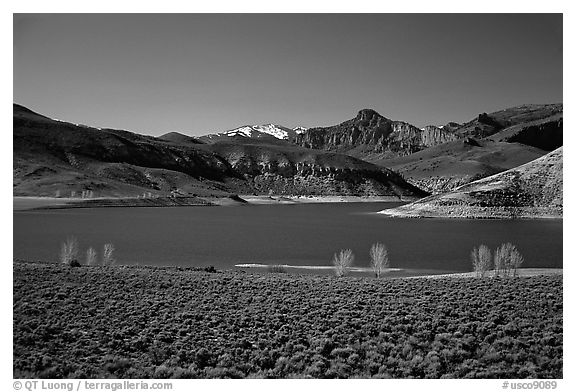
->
103;243;116;265
471;244;491;277
332;249;354;277
369;243;389;278
494;243;524;277
60;237;79;266
86;247;97;266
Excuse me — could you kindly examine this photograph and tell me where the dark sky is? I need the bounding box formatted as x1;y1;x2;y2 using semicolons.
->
13;13;562;136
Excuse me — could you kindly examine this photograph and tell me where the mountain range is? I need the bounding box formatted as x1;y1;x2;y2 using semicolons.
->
13;102;562;217
196;105;562;194
13;104;425;199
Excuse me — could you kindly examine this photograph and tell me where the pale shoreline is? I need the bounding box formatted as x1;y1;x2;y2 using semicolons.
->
13;195;409;211
235;264;563;278
404;268;563;279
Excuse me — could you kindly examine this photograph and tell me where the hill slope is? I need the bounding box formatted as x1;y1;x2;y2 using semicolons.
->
13;104;426;199
451;104;562;139
379;147;563;219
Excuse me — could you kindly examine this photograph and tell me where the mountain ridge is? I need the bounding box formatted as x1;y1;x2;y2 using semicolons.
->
13;104;426;200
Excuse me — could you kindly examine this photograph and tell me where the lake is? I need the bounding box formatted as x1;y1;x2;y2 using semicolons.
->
13;203;563;276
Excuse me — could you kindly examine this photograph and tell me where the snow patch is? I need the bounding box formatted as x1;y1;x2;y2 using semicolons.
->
208;123;300;140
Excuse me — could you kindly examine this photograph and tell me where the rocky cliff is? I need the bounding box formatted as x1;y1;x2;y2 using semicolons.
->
295;109;458;159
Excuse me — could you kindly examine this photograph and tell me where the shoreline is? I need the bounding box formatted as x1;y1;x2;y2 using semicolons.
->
13;259;562;280
378;205;563;220
13;195;410;211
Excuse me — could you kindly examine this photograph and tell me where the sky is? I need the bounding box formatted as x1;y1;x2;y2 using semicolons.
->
13;13;563;136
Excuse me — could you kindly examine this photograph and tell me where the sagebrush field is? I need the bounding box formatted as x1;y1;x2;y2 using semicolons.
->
13;261;562;378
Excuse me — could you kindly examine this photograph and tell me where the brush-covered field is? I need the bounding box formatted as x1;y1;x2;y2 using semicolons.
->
13;261;562;379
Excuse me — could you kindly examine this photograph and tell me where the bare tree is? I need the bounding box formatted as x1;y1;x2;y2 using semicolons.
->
471;244;492;278
60;237;79;265
509;246;524;277
86;247;97;266
332;249;354;277
369;243;389;278
494;243;524;277
103;243;116;266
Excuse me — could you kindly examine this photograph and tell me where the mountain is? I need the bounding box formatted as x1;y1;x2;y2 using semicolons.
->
375;105;562;193
200;124;306;143
294;109;459;160
379;147;563;219
13;104;426;199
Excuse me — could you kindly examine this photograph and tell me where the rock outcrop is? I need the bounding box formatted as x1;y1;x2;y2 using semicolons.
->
295;109;458;158
206;142;427;198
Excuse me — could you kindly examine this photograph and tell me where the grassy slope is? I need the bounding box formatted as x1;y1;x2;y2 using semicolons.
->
379;147;563;219
374;140;547;193
14;261;562;379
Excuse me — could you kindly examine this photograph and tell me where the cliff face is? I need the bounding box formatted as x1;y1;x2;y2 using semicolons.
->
295;109;457;158
205;142;428;198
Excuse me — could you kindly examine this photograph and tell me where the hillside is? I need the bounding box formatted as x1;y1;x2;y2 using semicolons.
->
13;104;426;199
487;113;563;150
452;104;562;139
376;138;549;193
158;132;205;145
379;147;563;219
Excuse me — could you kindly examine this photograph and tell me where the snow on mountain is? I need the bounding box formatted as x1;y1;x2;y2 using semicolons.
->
204;124;305;141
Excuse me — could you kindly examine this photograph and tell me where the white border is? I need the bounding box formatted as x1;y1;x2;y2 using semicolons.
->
4;2;573;390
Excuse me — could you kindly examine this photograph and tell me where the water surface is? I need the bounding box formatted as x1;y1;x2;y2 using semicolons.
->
13;203;562;274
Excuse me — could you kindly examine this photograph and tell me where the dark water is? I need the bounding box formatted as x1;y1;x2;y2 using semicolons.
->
13;203;562;274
